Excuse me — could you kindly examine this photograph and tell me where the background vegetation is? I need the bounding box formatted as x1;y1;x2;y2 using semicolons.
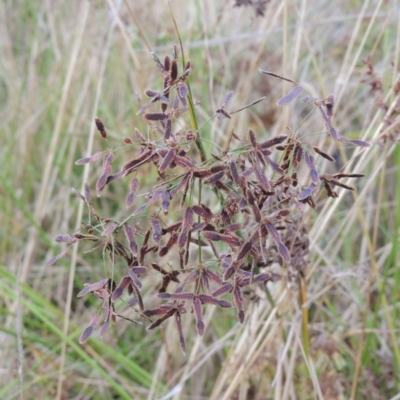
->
1;0;399;399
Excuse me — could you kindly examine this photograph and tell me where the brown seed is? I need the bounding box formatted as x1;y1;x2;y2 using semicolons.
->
126;178;139;207
179;248;185;269
151;52;166;74
228;159;241;185
170;59;178;83
128;270;142;289
278;242;291;262
263;154;284;174
77;279;108;297
191;222;207;232
164;119;172;139
299;185;314;201
193;297;205;335
251;203;262;222
106;170;126;185
178;207;194;248
175;312;186;355
301;95;316;103
253;162;271;192
340;137;371;147
159;149;176;173
193;205;213;220
248;129;257;148
164;55;171;71
75;151;103;165
132;190;162;217
193;169;212;178
145;112;168;121
259;135;287;149
183;60;191;77
328;179;355;191
256;150;268;166
203;170;225;185
323;181;337;198
198;294;223;306
173;155;194;169
232;287;245;323
246;187;255;205
325;94;334;118
265;222;281;243
293;145;304;167
103;222;117;236
226;223;242;232
304;152;319;183
73;233;99;241
161;189;170;213
181;206;194;232
219;233;243;247
318;106;339;140
221;91;234;108
44;247;70;267
96;173;108;197
260;70;298;84
222;265;235;281
276;85;303;106
313;146;335;162
146;309;176;330
180;173;193;209
163;221;182;233
202;231;222;241
162;74;170;91
159;232;178;256
178;82;188;99
135;128;147;142
111;276;131;301
55;234;77;244
212;283;232;297
217;108;231;119
158;292;194;300
236;240;253;261
333;173;364;179
123;224;138;256
79;325;94;344
95;117;107;138
123;149;152;171
170;173;190;197
145;89;159;98
210;164;226;174
151;216;162;244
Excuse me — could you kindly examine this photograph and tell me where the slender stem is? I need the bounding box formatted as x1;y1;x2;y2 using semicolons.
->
198;180;202;263
298;274;310;358
294;106;317;134
123;0;152;52
168;2;206;163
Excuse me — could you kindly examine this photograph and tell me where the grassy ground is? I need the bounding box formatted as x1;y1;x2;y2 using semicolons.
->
1;0;400;399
